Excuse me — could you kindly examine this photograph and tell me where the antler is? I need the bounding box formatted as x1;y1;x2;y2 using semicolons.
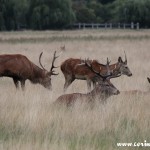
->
124;51;127;64
108;73;122;79
50;51;59;75
106;57;122;79
39;52;46;70
106;57;111;76
84;58;112;80
76;58;91;67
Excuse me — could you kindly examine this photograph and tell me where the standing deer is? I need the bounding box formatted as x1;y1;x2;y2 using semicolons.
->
0;51;59;90
61;52;132;91
55;59;120;107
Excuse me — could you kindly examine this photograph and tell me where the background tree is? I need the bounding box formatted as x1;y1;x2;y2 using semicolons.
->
112;0;150;27
29;0;75;29
0;0;150;30
87;1;112;23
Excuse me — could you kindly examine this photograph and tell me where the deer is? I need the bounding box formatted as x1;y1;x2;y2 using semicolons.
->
61;52;132;91
121;77;150;95
55;58;120;107
60;45;66;52
0;51;59;90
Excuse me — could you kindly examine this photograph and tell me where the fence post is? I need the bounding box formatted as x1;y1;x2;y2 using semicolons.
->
110;23;112;29
79;23;81;29
136;22;139;30
97;24;99;29
118;23;120;29
123;23;126;29
131;22;134;29
92;23;94;29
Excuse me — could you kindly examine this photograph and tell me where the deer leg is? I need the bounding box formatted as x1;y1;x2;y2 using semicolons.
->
21;80;25;90
64;75;74;92
13;78;19;89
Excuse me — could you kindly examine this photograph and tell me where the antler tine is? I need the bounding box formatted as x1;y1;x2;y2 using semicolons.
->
85;58;91;67
107;57;111;65
50;51;59;75
108;73;122;79
106;57;111;76
76;58;85;67
39;52;46;70
106;57;122;80
124;51;127;64
84;59;111;79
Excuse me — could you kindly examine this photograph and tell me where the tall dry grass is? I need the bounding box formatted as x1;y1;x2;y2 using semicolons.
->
0;29;150;150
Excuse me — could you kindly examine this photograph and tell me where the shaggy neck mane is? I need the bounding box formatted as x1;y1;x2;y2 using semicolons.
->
86;85;107;101
30;63;46;83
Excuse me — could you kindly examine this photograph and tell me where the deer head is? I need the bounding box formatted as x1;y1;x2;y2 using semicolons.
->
84;58;120;96
117;51;132;76
39;51;59;90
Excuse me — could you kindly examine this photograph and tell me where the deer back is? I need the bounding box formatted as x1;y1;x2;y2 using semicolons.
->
61;58;100;78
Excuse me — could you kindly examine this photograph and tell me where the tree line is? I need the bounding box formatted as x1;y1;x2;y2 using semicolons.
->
0;0;150;30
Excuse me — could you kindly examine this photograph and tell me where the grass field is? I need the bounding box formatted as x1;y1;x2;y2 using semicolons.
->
0;29;150;150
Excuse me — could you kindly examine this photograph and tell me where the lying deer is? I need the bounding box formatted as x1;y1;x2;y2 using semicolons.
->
61;52;132;91
55;59;120;107
121;77;150;95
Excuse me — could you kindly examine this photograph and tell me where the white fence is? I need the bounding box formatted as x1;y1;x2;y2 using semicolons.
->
72;22;139;30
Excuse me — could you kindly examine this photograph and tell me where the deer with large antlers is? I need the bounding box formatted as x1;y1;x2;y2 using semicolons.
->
61;52;132;91
55;58;120;107
0;51;59;90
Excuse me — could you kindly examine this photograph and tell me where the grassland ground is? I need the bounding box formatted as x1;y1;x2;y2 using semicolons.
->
0;29;150;150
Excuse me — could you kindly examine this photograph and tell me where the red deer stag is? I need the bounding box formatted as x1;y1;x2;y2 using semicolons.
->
55;59;120;107
0;51;59;90
61;52;132;91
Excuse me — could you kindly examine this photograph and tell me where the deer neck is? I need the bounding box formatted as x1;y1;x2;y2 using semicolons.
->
88;85;106;101
111;62;121;76
30;64;46;83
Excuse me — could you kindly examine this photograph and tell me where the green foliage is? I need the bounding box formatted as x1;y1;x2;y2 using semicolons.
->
0;0;75;30
29;0;75;29
113;0;150;27
0;0;150;30
12;0;29;29
76;6;96;23
87;1;112;23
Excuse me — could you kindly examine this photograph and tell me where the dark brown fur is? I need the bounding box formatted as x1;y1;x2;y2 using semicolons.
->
0;53;57;90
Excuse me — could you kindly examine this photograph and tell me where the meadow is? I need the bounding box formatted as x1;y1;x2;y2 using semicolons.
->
0;29;150;150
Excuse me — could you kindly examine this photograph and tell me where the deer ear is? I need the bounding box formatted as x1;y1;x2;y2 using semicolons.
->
118;57;123;63
147;77;150;83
